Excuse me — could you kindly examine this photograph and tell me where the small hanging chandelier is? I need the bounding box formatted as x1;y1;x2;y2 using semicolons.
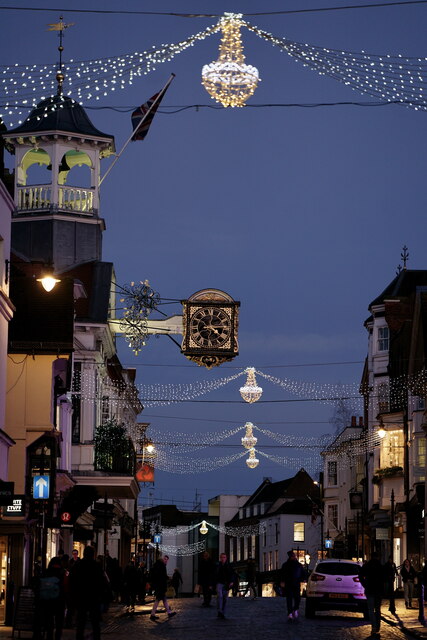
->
246;448;259;469
239;367;263;403
241;422;258;450
199;520;209;535
201;13;260;108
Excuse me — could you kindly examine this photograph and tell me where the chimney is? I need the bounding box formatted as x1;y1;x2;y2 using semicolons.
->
359;417;364;427
351;416;356;427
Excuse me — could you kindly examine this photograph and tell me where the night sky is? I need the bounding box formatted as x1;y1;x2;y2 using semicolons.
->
2;1;427;510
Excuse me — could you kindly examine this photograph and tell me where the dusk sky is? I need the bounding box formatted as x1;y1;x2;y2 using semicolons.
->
2;0;427;510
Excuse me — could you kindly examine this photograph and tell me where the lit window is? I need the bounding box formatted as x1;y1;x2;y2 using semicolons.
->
378;326;389;351
380;430;404;468
418;438;426;467
327;504;338;529
327;461;337;486
377;382;390;413
294;522;305;542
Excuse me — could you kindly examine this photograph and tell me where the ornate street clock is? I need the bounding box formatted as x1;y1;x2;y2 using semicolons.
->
181;289;240;368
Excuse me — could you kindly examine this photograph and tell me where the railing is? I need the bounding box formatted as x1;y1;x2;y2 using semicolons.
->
58;186;94;213
17;185;95;213
94;437;136;475
17;185;51;210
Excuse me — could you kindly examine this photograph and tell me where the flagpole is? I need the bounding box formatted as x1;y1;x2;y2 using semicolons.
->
99;73;175;187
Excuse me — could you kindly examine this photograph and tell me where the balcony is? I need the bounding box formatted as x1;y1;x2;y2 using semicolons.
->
17;184;95;214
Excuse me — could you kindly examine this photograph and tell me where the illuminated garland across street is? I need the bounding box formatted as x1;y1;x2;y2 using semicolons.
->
2;13;427;126
151;520;266;537
148;541;206;556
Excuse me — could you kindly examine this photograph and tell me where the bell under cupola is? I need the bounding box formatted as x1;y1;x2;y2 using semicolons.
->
2;36;115;272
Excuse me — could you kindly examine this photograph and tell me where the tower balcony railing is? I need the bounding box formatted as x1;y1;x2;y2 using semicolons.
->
17;184;96;214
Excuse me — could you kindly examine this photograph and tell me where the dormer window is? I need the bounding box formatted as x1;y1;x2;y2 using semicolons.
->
378;326;389;352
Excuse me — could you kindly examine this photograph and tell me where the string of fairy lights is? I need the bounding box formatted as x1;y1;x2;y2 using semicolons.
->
71;365;426;411
2;12;427;126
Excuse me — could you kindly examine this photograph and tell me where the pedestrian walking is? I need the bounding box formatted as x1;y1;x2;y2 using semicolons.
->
214;552;234;619
383;555;397;614
123;559;139;612
280;550;305;622
418;562;427;626
242;557;258;600
171;568;183;598
360;551;384;637
199;551;215;607
137;561;148;604
401;558;417;608
69;545;108;640
36;556;66;640
149;555;177;621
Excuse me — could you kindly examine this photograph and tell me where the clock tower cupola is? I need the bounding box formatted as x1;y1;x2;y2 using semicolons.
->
2;68;115;272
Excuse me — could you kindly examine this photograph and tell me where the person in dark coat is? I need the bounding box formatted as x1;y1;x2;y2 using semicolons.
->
137;561;148;604
214;553;234;619
418;562;427;626
401;558;417;608
171;568;183;598
123;559;139;612
383;555;397;614
360;552;384;637
199;551;215;607
69;545;108;640
38;556;66;640
280;551;305;621
149;555;177;621
242;557;258;600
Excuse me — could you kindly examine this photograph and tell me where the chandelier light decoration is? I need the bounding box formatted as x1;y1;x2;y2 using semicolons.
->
3;15;427;126
241;422;258;449
246;447;259;469
157;520;266;537
239;367;263;403
199;520;209;535
201;13;260;107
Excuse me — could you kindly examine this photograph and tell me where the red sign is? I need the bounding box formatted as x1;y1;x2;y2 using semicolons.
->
61;511;71;522
135;460;154;483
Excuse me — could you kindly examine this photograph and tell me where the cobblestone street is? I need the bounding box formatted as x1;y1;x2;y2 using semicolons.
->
1;596;423;640
98;598;414;640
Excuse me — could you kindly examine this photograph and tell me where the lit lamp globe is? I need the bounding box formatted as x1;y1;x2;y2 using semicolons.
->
199;520;208;535
241;422;258;449
201;13;260;108
37;272;61;292
246;448;259;469
239;367;263;403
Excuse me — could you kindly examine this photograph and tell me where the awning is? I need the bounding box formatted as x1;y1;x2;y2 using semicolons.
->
73;472;139;500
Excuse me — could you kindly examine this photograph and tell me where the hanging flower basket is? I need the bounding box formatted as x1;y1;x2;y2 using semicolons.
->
372;466;403;484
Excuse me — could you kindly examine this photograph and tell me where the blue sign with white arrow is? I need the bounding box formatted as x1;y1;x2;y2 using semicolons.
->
33;475;50;500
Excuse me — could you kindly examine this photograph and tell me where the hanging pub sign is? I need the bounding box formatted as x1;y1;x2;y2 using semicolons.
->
135;457;154;483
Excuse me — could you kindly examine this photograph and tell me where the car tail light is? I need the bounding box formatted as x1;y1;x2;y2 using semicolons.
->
353;577;361;582
310;573;326;582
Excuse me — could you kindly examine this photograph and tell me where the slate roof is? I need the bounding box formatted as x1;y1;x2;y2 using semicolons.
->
369;270;427;309
5;94;114;142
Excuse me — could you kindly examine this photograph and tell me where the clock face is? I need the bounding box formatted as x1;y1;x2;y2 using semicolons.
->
189;307;232;349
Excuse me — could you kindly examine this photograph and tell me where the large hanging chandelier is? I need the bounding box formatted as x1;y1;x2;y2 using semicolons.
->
241;422;258;449
239;367;263;403
246;448;259;469
201;13;260;108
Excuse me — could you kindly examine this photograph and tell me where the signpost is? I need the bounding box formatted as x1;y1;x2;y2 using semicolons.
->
33;476;50;500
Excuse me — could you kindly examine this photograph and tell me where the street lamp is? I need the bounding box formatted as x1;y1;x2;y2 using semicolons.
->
36;266;61;292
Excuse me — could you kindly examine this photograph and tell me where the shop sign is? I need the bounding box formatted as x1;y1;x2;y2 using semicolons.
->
376;528;389;540
3;495;25;517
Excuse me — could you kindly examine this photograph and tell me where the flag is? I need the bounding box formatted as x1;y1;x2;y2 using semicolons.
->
131;91;166;141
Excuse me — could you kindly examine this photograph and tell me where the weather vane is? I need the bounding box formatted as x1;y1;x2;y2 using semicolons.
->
47;16;75;94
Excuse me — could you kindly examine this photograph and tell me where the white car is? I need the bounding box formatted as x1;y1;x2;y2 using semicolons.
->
305;559;368;619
